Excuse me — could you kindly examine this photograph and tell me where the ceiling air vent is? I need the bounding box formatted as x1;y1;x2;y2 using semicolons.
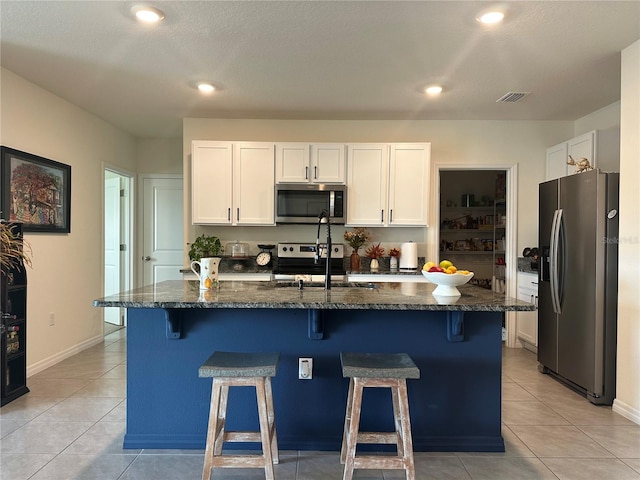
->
496;92;530;103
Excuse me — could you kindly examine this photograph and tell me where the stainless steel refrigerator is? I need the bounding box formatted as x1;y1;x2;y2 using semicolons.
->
538;169;619;405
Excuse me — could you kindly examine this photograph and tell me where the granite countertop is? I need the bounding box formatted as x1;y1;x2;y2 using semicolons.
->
93;280;534;312
517;257;539;274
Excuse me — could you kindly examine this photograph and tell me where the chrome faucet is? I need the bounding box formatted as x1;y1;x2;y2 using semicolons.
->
314;209;332;290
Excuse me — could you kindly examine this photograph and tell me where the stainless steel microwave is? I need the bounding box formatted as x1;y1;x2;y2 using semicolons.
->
275;184;346;224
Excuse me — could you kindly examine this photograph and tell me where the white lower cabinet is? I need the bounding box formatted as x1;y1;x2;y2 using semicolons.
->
346;143;430;226
192;141;275;225
516;271;538;352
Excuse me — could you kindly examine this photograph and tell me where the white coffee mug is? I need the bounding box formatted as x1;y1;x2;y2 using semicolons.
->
190;257;220;290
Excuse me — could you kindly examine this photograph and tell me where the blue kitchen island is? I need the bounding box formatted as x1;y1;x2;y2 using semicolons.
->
93;280;533;452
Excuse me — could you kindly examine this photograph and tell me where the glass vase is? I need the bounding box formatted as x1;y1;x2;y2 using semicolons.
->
350;249;361;271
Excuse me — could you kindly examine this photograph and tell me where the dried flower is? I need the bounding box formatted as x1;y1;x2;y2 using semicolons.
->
365;242;385;259
343;227;370;250
389;247;401;258
0;221;32;272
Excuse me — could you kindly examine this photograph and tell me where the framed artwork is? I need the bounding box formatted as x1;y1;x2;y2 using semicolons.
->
1;146;71;233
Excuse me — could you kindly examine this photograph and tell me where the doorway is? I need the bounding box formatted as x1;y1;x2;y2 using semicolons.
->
429;164;519;347
139;175;184;287
104;168;133;329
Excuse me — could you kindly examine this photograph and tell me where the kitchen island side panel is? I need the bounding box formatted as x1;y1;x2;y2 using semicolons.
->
124;307;503;452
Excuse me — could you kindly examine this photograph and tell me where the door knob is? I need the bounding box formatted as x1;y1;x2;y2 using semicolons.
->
143;256;151;262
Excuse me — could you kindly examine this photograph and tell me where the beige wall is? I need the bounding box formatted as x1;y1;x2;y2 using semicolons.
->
614;40;640;424
136;138;182;174
1;68;137;374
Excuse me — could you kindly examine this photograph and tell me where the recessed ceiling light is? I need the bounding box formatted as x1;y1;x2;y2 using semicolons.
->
476;10;505;25
425;85;443;96
131;5;165;24
197;83;215;94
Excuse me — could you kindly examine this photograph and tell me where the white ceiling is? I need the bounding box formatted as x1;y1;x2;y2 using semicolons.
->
1;1;639;138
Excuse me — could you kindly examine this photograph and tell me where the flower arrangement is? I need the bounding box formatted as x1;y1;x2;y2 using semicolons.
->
343;227;370;251
389;247;400;258
365;242;385;259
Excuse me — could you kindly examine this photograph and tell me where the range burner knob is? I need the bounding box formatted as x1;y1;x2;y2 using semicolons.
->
289;247;294;252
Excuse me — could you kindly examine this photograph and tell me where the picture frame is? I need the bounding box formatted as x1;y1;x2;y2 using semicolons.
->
1;146;71;233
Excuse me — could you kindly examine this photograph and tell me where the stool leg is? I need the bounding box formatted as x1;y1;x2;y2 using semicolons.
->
340;378;355;464
214;383;229;456
397;380;416;480
265;376;279;465
202;378;223;480
391;381;406;459
342;378;363;480
256;378;275;480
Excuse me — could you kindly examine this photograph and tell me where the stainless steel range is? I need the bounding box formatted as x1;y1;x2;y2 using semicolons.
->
273;242;345;281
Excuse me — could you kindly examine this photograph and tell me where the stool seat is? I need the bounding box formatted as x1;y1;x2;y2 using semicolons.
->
340;352;420;379
200;351;280;480
199;351;280;378
340;352;420;480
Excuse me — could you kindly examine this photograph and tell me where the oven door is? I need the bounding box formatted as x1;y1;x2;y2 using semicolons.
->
275;185;345;224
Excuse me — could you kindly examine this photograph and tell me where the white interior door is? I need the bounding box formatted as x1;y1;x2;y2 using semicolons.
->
142;176;184;286
104;174;121;325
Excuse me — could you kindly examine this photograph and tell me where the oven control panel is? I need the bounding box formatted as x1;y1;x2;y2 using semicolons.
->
277;243;344;259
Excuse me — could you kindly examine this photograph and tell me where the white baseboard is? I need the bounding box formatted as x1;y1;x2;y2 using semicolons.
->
612;398;640;425
26;334;104;377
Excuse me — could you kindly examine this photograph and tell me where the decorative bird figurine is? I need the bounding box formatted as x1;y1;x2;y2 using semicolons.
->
567;155;593;173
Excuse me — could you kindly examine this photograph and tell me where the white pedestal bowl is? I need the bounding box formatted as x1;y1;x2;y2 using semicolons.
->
422;271;474;296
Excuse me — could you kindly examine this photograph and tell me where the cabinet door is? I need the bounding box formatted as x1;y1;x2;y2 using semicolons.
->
233;143;275;225
275;143;310;183
388;144;430;226
192;141;233;224
516;272;538;348
545;141;568;181
567;131;596;175
311;144;346;184
346;144;388;226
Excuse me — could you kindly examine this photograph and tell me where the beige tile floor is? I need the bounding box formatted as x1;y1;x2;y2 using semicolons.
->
1;329;639;479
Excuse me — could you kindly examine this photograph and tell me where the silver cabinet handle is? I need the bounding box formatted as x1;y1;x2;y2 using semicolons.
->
143;256;151;262
237;208;240;221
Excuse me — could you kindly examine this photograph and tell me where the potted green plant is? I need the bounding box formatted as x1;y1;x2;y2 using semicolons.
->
188;234;223;261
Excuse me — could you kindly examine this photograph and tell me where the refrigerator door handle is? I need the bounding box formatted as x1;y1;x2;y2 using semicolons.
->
550;209;563;314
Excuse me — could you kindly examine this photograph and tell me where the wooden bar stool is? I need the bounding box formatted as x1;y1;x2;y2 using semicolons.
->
199;351;280;480
340;352;420;480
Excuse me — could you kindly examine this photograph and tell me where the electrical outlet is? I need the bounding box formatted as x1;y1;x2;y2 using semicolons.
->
49;312;55;326
298;357;313;380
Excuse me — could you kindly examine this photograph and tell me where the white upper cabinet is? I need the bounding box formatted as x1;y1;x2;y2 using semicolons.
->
192;141;275;225
388;144;430;226
233;143;276;225
545;141;569;181
346;144;389;226
347;143;430;227
275;143;345;184
192;141;233;224
545;129;620;181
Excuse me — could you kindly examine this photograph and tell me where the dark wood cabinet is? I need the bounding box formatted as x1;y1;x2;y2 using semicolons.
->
1;222;29;406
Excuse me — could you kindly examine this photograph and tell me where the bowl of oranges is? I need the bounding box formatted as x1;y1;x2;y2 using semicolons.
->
422;260;474;296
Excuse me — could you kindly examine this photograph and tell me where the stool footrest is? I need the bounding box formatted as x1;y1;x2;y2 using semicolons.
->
224;431;263;442
213;456;277;468
357;431;399;444
352;456;407;470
